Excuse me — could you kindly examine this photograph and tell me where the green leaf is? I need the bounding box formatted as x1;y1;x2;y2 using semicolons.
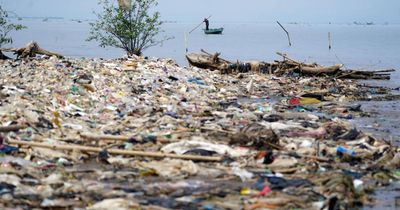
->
0;6;26;47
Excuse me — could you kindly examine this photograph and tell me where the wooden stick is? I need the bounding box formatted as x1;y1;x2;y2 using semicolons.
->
276;21;292;46
0;125;28;132
80;133;130;141
189;15;212;34
363;69;395;73
361;84;396;89
184;32;188;53
80;132;179;143
201;49;231;63
302;155;331;162
335;71;357;79
265;142;283;150
328;32;332;50
8;139;222;162
276;52;300;64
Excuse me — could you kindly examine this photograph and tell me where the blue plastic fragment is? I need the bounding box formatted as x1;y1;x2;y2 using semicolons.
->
336;146;356;156
188;77;206;85
202;204;215;210
0;145;19;154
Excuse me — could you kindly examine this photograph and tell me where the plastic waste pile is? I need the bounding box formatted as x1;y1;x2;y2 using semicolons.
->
0;56;399;209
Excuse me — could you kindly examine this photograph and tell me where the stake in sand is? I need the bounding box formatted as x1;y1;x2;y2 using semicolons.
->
277;21;292;46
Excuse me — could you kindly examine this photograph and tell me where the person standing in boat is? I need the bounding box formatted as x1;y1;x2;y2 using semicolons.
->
203;18;209;30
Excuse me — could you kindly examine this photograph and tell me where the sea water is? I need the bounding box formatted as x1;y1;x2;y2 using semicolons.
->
10;19;400;73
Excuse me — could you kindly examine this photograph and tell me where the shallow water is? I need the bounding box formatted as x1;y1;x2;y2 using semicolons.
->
353;100;400;145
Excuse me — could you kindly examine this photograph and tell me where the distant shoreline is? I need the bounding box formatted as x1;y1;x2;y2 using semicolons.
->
9;17;400;25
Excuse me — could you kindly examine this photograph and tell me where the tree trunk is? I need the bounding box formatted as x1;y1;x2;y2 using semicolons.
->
0;41;63;59
132;49;142;56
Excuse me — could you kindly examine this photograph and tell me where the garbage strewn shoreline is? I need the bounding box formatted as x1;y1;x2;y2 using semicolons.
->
0;56;399;209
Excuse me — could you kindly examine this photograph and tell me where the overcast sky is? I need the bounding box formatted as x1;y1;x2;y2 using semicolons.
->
1;0;399;23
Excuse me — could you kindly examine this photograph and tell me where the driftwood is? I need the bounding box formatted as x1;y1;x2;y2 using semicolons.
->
185;51;394;80
300;64;342;74
188;50;271;74
276;52;341;74
8;139;222;162
336;69;394;80
276;52;393;79
0;41;63;59
0;125;28;132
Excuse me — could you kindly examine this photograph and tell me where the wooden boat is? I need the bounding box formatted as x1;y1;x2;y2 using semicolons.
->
186;52;231;71
203;28;224;35
299;64;342;74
